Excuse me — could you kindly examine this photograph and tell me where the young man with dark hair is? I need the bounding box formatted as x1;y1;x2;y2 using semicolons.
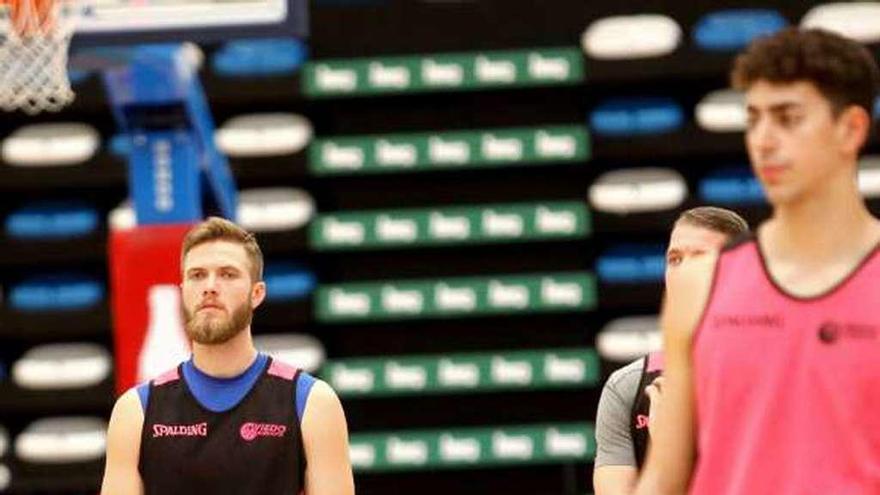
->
593;206;749;495
101;217;355;495
636;28;880;494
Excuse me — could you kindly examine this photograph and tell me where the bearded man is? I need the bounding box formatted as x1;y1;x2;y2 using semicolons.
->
101;217;355;495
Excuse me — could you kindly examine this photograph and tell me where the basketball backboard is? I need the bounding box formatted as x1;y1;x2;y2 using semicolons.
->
73;0;308;46
0;0;307;112
0;0;307;47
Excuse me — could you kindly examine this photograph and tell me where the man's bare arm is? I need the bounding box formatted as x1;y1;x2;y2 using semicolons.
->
594;465;638;495
302;380;355;495
593;362;642;495
100;389;145;495
635;253;717;495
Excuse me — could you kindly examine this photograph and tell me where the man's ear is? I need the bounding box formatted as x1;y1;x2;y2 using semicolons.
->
837;105;871;157
251;281;267;309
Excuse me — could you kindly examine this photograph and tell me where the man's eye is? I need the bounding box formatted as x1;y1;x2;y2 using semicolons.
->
746;116;758;129
667;256;682;266
779;113;801;128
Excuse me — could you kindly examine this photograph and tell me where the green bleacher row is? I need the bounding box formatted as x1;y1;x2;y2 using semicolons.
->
310;200;589;250
303;47;583;98
324;347;598;397
349;422;593;472
317;271;595;323
309;125;589;176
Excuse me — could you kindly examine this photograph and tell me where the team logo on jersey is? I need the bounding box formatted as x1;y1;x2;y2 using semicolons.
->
240;422;288;441
152;422;208;438
818;321;878;344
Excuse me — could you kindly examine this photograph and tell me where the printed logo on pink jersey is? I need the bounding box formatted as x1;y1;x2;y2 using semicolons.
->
240;422;287;441
152;422;208;438
713;313;784;330
818;321;878;344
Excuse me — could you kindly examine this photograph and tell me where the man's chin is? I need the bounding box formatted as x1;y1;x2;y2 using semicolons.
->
189;331;236;346
183;303;252;346
186;323;237;345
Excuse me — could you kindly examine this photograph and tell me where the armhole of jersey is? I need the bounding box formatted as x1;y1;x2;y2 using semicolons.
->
628;356;649;423
137;382;150;413
645;351;664;372
295;371;317;425
627;356;649;468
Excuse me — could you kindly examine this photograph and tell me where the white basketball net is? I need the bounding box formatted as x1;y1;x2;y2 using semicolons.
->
0;0;80;114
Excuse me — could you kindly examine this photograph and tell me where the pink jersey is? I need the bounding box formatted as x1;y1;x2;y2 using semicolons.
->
690;238;880;495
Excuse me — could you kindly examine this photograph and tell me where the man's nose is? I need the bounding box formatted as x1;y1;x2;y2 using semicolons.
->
202;273;220;294
750;119;779;156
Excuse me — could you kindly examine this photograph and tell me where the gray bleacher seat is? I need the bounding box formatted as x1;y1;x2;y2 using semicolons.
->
15;417;107;464
12;343;111;390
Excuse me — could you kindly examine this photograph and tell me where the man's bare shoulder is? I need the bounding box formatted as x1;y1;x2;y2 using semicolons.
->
101;388;145;495
301;379;345;433
110;388;145;427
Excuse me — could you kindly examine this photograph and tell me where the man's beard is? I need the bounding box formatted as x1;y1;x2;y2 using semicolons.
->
183;300;253;345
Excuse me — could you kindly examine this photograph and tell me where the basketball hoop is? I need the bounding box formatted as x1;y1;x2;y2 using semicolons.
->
0;0;83;114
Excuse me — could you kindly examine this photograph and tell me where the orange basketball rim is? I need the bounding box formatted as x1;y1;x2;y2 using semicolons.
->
0;0;78;114
2;0;59;36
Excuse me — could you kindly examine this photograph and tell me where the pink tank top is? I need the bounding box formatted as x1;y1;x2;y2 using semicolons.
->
691;237;880;495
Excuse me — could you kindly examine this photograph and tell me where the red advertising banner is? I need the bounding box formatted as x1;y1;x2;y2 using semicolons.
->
108;224;193;394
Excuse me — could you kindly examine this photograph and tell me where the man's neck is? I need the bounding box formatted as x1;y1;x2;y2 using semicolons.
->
763;172;880;266
191;327;258;378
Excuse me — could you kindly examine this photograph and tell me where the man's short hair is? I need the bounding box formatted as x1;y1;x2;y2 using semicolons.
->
181;216;263;282
730;28;880;118
676;206;749;238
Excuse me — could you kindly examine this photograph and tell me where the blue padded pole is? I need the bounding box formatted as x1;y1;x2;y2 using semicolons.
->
102;43;237;225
